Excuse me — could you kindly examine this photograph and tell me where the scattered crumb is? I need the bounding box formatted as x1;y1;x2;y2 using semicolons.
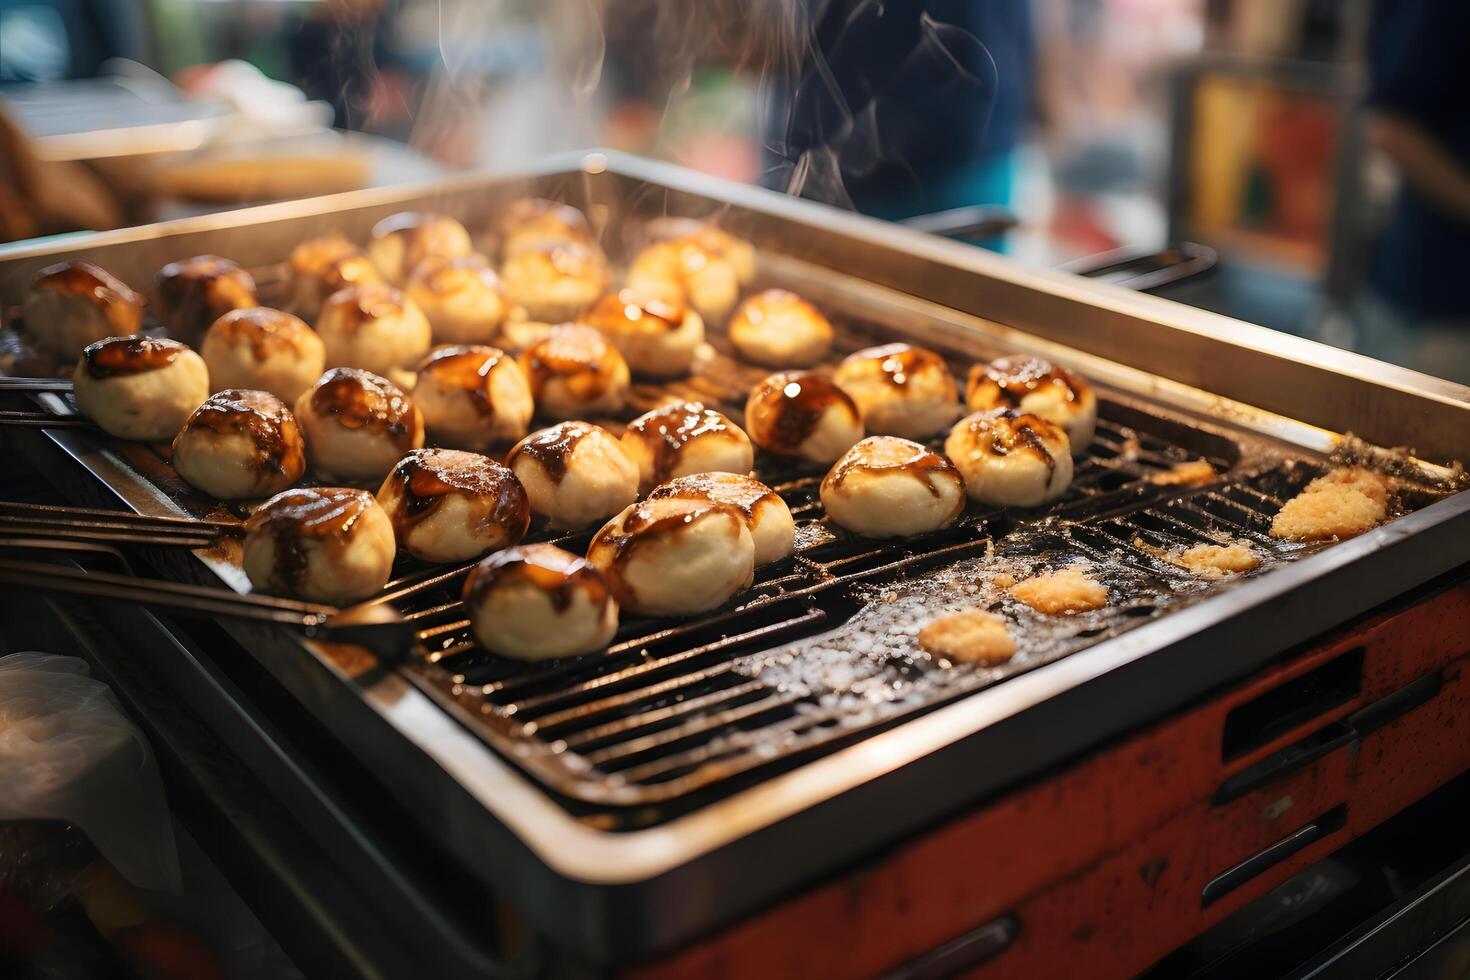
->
990;572;1017;588
1271;468;1392;541
1010;566;1109;614
1149;459;1217;487
1131;535;1260;580
917;610;1016;665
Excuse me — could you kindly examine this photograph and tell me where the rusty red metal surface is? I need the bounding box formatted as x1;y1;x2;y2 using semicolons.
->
626;578;1470;980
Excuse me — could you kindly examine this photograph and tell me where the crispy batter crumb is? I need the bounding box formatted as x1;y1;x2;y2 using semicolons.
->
1271;468;1392;541
1149;459;1217;487
990;572;1017;588
1010;566;1109;613
1131;535;1260;580
918;610;1016;665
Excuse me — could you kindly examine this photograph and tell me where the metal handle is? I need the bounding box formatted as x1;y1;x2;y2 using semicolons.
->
1062;241;1218;293
900;205;1019;241
1201;804;1347;907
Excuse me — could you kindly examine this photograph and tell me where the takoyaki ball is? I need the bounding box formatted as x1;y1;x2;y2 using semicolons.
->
584;290;704;377
154;255;257;346
172;389;306;500
497;316;555;354
287;234;384;321
626;238;740;323
944;409;1073;508
648;472;795;565
243;487;395;604
367;211;473;286
966;355;1097;453
516;324;630;419
316;284;432;376
200;307;326;403
463;543;617;660
587;497;755;616
744;371;864;464
404;254;508;346
643;218;757;285
505;421;639;529
294;367;424;483
497;198;596;257
72;336;209;442
820;436;967;538
728;290;833;367
375;448;529;563
22;261;145;359
412;345;533;450
621;401;755;494
832;343;959;440
500;242;608;323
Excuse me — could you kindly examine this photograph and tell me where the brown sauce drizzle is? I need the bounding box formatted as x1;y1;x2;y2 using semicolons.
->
308;368;419;448
386;448;529;539
212;308;309;361
245;487;372;593
625;402;738;485
418;345;505;417
34;260;144;307
648;473;773;518
322;284;406;333
465;543;607;613
83;336;186;378
183;389;304;477
972;355;1084;406
505;421;595;483
747;373;856;455
155;256;257;339
519;326;618;401
853;344;942;389
586;290;685;333
965;410;1061;475
828;438;958;499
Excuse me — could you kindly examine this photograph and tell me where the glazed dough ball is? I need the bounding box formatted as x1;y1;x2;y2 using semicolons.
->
367;211;473;286
172;389;306;500
944;409;1073;508
497;198;596;257
744;371;864;464
375;448;529;563
294;367;425;483
243;487;395;604
463;543;618;660
626;238;740;324
516;324;630;419
404;254;508;345
500;242;608;323
966;355;1098;453
505;421;639;529
642;219;756;285
154;255;257;346
820;436;966;538
411;345;532;450
648;472;794;565
498;316;555;354
833;343;959;440
728;290;833;367
584;289;704;377
621;401;755;494
287;234;384;322
73;336;209;442
316;283;432;375
200;307;326;403
587;497;755;616
22;261;145;359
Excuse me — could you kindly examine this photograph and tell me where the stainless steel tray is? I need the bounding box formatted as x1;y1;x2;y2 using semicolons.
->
2;151;1468;962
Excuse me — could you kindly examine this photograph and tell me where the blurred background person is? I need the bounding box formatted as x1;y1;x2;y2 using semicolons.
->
1355;0;1470;381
